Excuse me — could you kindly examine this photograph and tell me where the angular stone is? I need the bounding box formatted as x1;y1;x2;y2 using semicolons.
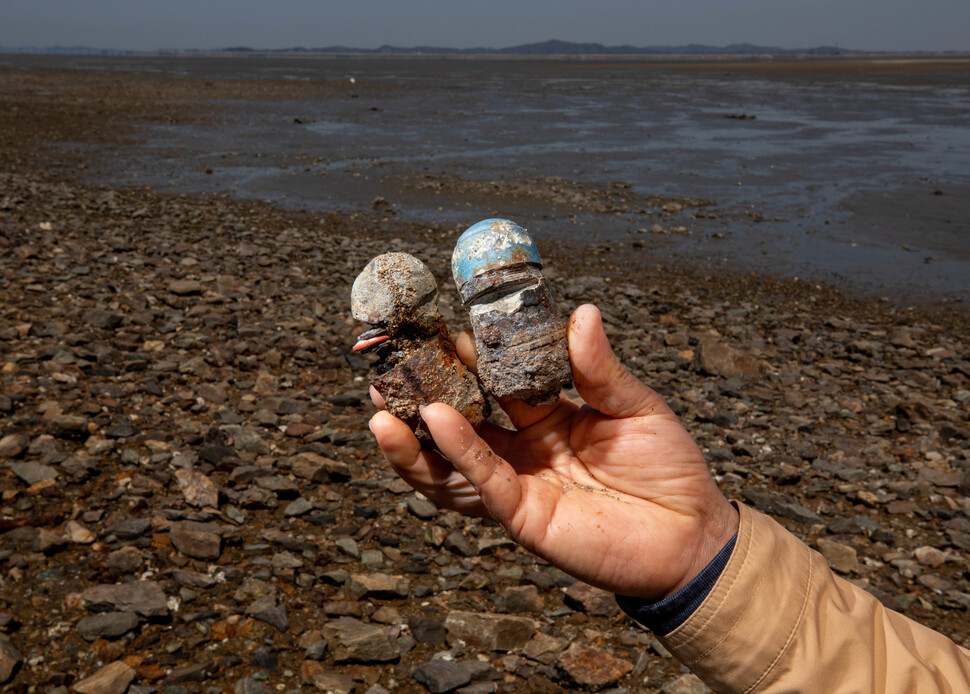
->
170;521;222;560
348;573;410;600
222;425;269;454
107;546;145;574
251;603;289;633
81;581;169;618
556;642;633;690
255;475;300;497
83;309;125;330
66;520;96;544
47;414;90;440
564;582;619;618
32;528;67;554
493;585;544;614
7;461;59;485
406;494;438;520
0;634;22;685
0;433;28;458
72;660;136;694
409;616;446;646
174;468;220;508
322;617;399;663
172;570;219;589
914;545;950;568
444;611;537;652
306;672;355;694
816;539;860;574
291;452;350;483
168;279;203;295
522;632;568;664
161;661;217;685
77;612;140;641
412;659;471;694
284;497;313;517
661;673;713;694
694;339;761;379
103;518;151;540
444;531;474;557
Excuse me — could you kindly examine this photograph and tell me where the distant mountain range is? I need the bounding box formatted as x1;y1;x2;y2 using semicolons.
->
3;39;858;56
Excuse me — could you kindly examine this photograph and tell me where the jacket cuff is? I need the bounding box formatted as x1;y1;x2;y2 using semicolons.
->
657;501;817;692
616;532;737;636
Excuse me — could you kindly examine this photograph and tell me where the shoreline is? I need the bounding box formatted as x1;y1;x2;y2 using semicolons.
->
1;64;968;692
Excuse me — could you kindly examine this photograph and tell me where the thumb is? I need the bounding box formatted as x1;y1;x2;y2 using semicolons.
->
567;304;670;419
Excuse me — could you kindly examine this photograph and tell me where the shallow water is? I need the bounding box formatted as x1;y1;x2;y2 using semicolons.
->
7;54;970;301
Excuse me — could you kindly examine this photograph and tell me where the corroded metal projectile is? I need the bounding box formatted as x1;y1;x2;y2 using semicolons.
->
452;219;570;406
351;252;489;444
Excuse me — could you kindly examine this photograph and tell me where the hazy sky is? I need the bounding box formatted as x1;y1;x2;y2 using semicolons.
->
3;0;968;52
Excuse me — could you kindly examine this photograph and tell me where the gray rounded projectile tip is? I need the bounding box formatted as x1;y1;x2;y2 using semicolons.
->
350;252;438;326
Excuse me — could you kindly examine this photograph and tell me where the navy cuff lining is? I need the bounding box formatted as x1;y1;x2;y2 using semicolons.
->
615;533;738;637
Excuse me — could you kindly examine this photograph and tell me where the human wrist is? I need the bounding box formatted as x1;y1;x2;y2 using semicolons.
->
667;499;740;599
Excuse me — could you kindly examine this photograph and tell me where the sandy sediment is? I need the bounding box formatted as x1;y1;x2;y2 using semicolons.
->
0;67;968;692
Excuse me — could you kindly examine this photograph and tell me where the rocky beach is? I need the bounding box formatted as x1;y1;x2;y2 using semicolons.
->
1;64;969;693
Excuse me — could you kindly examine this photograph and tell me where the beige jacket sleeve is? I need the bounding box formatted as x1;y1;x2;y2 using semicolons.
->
660;503;970;693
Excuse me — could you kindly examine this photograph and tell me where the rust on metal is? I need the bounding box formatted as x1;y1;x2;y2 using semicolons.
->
351;252;489;444
452;219;570;406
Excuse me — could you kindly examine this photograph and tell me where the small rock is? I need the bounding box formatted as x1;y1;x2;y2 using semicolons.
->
83;309;125;330
407;494;438;520
72;660;136;694
7;461;59;485
348;573;410;600
66;520;96;544
284;497;313;517
816;539;860;574
306;672;355;694
564;582;620;618
444;611;537;651
322;617;399;663
914;546;949;568
251;603;289;633
290;452;351;482
174;468;220;508
170;521;222;560
694;339;761;379
47;414;90;440
168;279;203;295
0;634;22;685
661;673;712;694
32;528;67;554
103;518;151;540
412;659;471;693
493;585;544;614
107;546;145;574
0;433;28;458
81;581;169;618
76;612;140;642
556;642;633;690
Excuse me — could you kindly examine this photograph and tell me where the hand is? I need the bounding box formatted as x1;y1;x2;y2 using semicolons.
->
369;304;739;600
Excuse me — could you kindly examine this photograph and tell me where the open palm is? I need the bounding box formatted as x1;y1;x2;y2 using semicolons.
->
369;304;738;600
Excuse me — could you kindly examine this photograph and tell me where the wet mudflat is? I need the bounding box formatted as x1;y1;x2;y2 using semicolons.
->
0;64;968;693
6;53;968;301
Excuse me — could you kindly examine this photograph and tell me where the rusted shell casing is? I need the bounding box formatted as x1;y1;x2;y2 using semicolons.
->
351;252;489;445
371;331;490;444
452;219;569;406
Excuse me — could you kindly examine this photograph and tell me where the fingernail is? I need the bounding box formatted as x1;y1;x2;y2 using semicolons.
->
367;417;375;433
